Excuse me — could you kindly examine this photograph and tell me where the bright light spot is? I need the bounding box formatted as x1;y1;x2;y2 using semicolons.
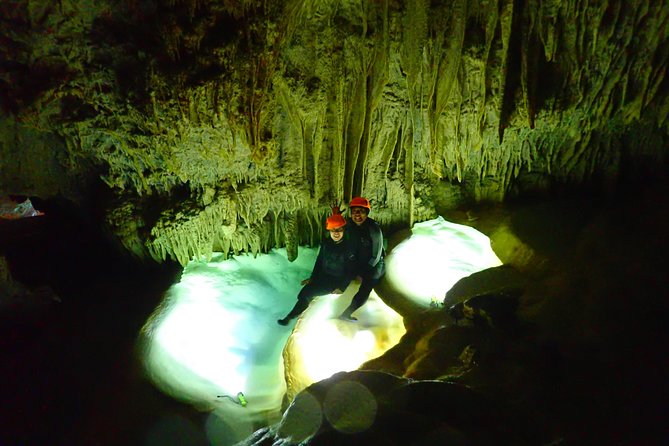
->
153;298;244;391
324;381;377;434
139;248;317;420
139;216;492;430
284;286;405;394
277;391;323;442
385;216;502;307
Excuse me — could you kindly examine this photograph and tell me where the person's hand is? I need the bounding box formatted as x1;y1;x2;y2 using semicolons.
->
332;288;343;294
300;278;311;286
331;201;342;215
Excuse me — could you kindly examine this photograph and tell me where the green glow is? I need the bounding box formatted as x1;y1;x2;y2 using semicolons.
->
139;248;316;419
385;216;503;307
289;287;404;385
323;381;377;434
138;216;497;427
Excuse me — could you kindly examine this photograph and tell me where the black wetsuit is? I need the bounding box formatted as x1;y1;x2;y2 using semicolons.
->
342;217;385;316
281;232;359;321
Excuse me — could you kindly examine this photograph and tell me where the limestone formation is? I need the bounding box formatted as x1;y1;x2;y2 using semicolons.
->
1;0;667;264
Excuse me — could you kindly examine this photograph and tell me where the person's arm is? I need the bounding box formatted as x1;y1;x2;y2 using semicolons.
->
368;222;384;268
309;243;326;280
342;236;360;281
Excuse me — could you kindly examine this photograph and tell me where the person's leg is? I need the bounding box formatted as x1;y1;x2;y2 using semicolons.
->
278;297;310;324
339;275;379;321
278;279;336;325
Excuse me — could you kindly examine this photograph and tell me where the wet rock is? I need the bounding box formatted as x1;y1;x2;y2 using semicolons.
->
240;370;507;446
448;288;522;330
443;265;527;331
444;264;527;307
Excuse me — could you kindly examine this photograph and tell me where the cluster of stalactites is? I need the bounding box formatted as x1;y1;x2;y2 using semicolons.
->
137;0;669;262
145;187;329;266
252;0;669;225
3;0;668;263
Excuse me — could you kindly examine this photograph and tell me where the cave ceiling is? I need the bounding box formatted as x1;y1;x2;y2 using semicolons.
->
1;0;668;264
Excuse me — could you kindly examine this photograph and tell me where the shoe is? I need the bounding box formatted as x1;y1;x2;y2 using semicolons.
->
338;314;358;322
277;317;290;326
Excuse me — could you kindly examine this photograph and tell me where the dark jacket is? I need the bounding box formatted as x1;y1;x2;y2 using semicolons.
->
348;217;385;277
311;232;360;288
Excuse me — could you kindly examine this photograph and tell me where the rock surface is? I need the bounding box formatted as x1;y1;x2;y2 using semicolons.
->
1;0;667;263
252;181;669;445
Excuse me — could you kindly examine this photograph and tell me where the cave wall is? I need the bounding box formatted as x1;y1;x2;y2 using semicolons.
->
1;0;667;264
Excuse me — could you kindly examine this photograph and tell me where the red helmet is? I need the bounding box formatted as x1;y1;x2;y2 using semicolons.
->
325;213;347;230
349;196;371;210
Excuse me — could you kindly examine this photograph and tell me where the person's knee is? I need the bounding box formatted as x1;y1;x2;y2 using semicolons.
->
359;280;375;292
298;293;315;302
297;290;314;302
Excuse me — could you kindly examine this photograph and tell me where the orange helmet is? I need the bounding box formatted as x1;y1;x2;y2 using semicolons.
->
325;213;347;230
349;196;371;210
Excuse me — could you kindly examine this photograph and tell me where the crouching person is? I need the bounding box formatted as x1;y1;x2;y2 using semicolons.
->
338;196;385;322
278;213;359;326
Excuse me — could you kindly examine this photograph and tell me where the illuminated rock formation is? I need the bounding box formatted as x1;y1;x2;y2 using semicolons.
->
1;0;667;264
282;287;405;402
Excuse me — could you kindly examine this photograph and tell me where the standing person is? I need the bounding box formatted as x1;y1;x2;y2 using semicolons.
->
278;213;359;326
338;196;385;322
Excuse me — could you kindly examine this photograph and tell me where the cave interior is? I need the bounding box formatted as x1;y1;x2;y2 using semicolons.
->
1;0;668;445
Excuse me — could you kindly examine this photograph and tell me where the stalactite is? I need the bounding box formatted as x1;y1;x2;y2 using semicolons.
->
536;0;560;62
343;48;368;199
381;122;401;179
329;78;345;202
276;78;306;171
399;0;431;225
520;0;538;129
475;0;501;142
405;119;416;227
354;0;389;198
431;0;466;122
282;211;299;262
496;0;515;144
308;104;322;201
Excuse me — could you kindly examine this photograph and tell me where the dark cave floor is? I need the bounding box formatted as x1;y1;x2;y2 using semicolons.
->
1;179;668;446
0;205;204;446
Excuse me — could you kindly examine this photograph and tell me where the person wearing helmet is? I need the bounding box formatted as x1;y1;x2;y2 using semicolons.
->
338;196;385;322
277;212;360;325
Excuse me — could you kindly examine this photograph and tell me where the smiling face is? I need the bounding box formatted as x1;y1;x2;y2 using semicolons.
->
329;226;344;242
350;207;368;226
